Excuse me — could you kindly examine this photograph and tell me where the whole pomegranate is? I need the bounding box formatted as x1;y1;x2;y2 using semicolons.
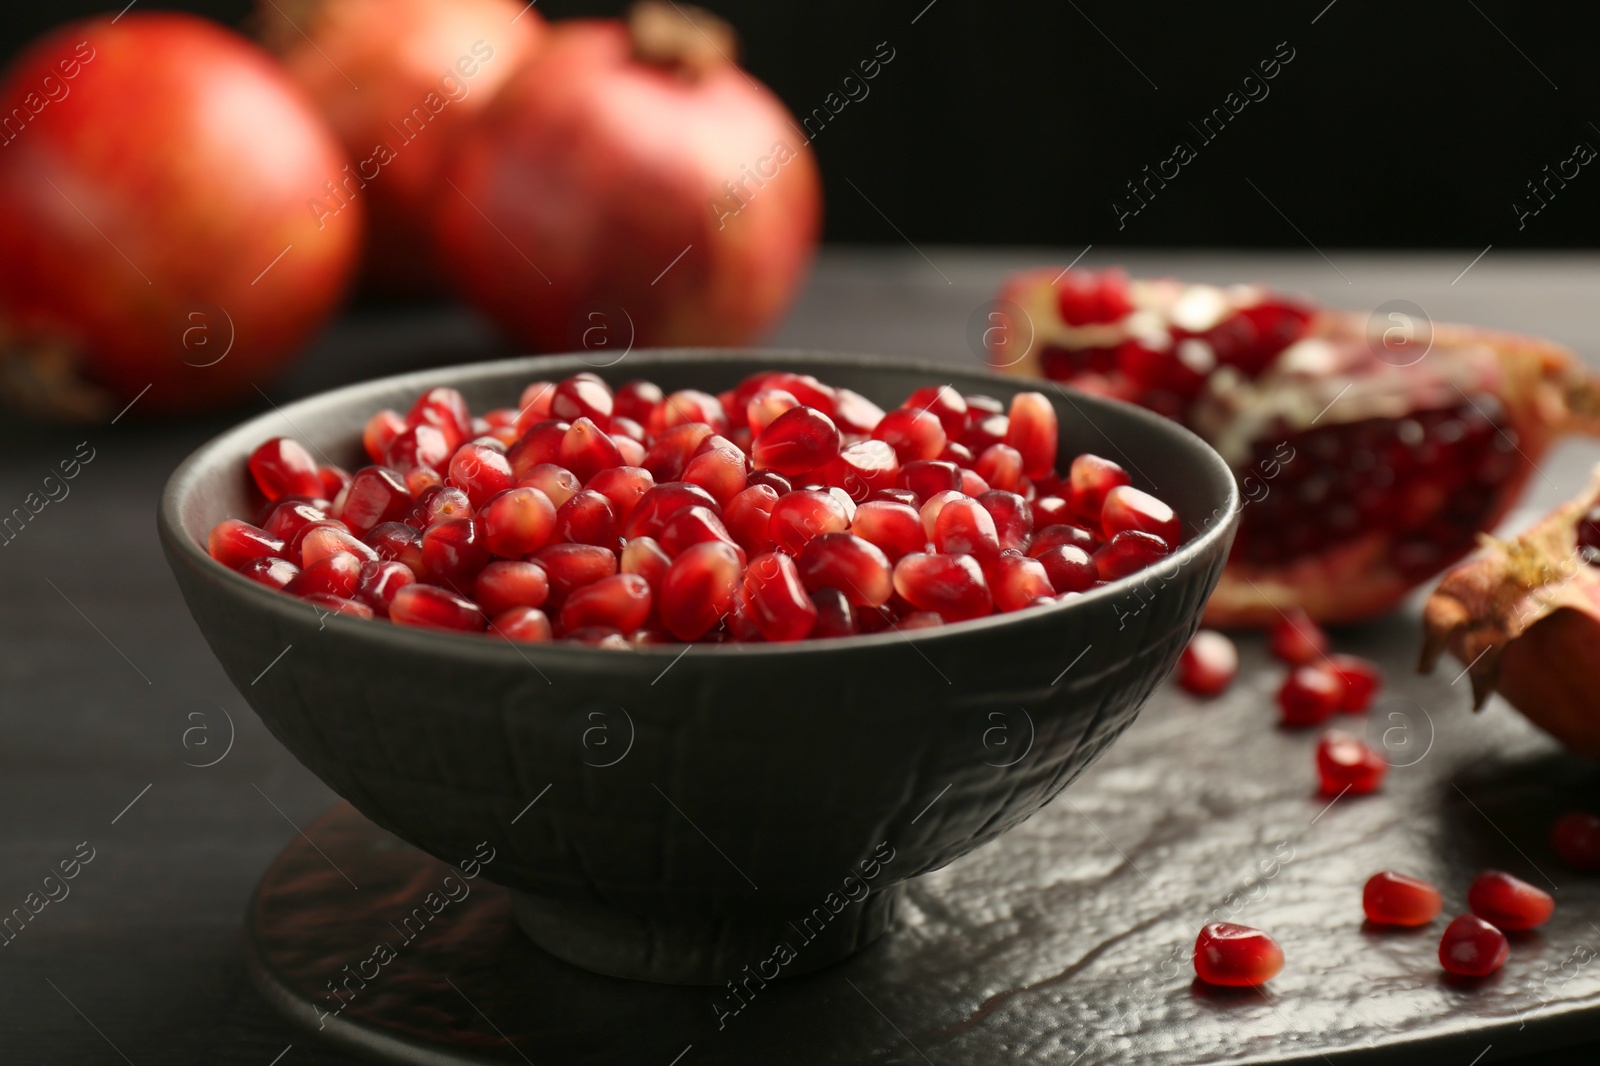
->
0;14;361;417
990;268;1600;626
1422;464;1600;758
258;0;545;293
435;2;821;352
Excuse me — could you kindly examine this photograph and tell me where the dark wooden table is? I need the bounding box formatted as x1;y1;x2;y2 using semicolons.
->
4;249;1599;1064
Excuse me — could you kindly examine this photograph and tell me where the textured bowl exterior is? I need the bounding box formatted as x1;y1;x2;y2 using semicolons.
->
161;350;1237;982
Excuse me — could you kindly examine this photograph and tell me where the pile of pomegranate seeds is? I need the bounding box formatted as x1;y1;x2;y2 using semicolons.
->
1193;922;1284;987
207;371;1188;645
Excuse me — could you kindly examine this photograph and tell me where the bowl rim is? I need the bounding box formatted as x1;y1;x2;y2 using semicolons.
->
159;348;1240;660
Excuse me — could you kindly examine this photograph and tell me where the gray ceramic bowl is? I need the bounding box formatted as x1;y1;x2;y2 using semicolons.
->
161;350;1238;985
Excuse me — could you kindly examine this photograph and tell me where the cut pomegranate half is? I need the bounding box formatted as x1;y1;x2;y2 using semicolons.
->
991;267;1600;625
1421;464;1600;758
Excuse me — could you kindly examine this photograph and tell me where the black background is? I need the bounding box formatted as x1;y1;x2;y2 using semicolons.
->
4;0;1597;248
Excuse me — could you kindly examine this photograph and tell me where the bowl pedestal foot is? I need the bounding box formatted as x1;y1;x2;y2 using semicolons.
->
510;883;903;986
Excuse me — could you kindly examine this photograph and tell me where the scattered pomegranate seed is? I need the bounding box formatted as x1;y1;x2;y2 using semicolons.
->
1551;812;1600;870
1278;666;1343;727
212;370;1187;645
1316;731;1387;795
1439;915;1509;977
1177;630;1238;698
1193;923;1284;987
1326;654;1382;712
1467;870;1554;931
1362;871;1443;927
1269;607;1328;666
249;438;324;502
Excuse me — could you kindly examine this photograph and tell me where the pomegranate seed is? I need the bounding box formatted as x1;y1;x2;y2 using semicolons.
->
873;407;946;462
1036;544;1096;594
384;424;452;474
753;405;841;475
566;626;631;648
648;389;727;436
723;484;781;555
249;438;323;501
832;388;886;434
642;422;715;482
319;465;351;500
1101;485;1181;545
528;543;617;604
365;522;424;574
561;573;652;634
991;553;1054;612
1005;392;1058;479
474;560;551;617
209;519;285;570
514;381;556;427
683;444;749;506
357;559;416;615
745;387;800;433
492;606;553;642
1439;915;1509;977
404;466;441;497
935;496;1001;560
919;490;967;538
480;487;557;557
389;584;487;632
974;444;1024;493
507;419;570;477
1327;654;1382;712
261;501;327;543
1552;812;1600;870
963;413;1010;454
1033;496;1073;527
851;500;928;559
796;532;893;607
404;485;472;530
239;556;299;590
518;463;581;510
897;460;962;504
746;470;792;494
892;553;992;622
903;385;967;437
940;440;975;466
554;417;623;483
363;409;406;463
822;440;899;500
611;417;645;444
406;387;472;448
421;518;490;587
976;491;1032;552
1363;871;1443;927
743;552;819;642
625;482;720;540
1093;529;1171;581
620;536;673;592
659;505;743;561
658;541;741;640
1029;523;1098;557
551;373;614;428
1193;922;1284;987
810;587;857;638
555;489;620;549
299;524;379;567
1467;870;1554;931
1270;607;1328;666
613;380;663;423
1068;454;1129;523
1278;666;1343;727
288;552;363;599
869;487;920;507
339;466;413;537
769;489;851;555
959;470;990;496
1056;268;1133;326
899;611;945;629
1316;731;1387;794
1177;630;1238;697
587;466;655;525
301;593;375;620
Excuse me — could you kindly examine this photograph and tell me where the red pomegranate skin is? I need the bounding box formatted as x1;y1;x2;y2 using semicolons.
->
0;14;362;415
263;0;545;293
434;18;821;351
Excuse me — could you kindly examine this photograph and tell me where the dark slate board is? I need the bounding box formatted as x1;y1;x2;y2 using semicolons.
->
246;615;1600;1065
